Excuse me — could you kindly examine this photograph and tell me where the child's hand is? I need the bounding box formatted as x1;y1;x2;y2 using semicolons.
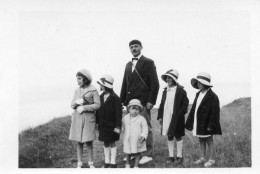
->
139;136;145;142
77;106;84;113
75;99;84;105
159;118;162;125
114;128;120;134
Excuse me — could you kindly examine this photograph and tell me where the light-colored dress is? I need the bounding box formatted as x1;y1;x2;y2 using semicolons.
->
122;114;148;154
69;84;100;143
192;89;210;138
162;86;177;136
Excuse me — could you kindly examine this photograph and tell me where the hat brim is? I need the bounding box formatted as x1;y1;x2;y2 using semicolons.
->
127;103;143;112
161;74;177;83
191;78;213;89
97;80;113;89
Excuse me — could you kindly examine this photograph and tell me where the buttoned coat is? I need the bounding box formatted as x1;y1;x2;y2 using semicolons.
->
69;84;101;142
122;114;148;154
157;84;189;137
96;91;122;142
185;89;222;135
120;56;160;106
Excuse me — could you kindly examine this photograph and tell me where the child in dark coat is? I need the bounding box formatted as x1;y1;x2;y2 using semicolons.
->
185;72;222;167
157;69;189;164
96;75;122;168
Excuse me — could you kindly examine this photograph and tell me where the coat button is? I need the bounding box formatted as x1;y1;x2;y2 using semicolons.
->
128;92;130;94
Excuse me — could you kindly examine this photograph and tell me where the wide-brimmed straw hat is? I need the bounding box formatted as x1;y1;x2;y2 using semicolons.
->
191;72;213;89
78;69;92;83
97;74;114;89
127;99;143;112
161;69;179;83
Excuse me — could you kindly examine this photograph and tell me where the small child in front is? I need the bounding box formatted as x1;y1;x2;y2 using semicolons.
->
122;99;148;168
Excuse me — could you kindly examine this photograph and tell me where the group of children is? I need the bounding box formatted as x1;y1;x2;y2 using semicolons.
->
68;68;222;168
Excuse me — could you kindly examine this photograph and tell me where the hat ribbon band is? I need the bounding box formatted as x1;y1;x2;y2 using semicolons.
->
197;76;210;82
167;72;178;79
100;78;113;85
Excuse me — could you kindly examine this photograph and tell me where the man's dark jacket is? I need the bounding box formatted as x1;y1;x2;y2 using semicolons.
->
120;55;159;106
157;84;189;137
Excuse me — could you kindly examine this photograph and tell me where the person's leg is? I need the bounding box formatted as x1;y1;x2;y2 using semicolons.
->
110;142;117;167
134;153;141;168
176;136;183;164
199;137;207;159
140;107;153;158
204;136;216;167
103;141;110;167
194;137;207;164
167;139;174;157
206;136;214;160
86;141;94;167
125;154;131;167
166;139;175;163
77;142;84;167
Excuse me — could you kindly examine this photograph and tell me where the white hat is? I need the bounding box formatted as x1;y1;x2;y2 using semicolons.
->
127;99;143;112
78;69;92;83
97;74;114;89
191;72;213;89
161;69;179;83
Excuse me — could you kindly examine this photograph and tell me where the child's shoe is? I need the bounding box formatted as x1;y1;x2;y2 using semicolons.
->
194;157;206;165
76;162;83;168
110;164;117;168
204;159;215;167
88;162;95;168
125;164;131;168
166;157;175;164
139;156;153;164
176;157;183;164
123;156;135;161
102;163;110;168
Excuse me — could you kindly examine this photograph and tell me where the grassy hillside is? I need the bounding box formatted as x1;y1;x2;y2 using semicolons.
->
19;97;251;168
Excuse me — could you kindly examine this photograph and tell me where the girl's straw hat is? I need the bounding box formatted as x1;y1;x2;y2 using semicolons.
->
78;69;92;82
191;72;213;89
97;74;114;89
127;99;143;112
161;69;179;83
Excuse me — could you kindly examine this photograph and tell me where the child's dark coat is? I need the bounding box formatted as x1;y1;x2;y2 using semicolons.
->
185;88;222;135
157;84;189;138
96;91;122;142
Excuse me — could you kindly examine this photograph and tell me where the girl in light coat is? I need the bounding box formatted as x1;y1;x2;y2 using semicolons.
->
69;69;100;168
122;99;148;168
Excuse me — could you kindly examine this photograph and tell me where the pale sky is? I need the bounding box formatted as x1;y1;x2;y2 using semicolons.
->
1;0;260;171
18;0;252;107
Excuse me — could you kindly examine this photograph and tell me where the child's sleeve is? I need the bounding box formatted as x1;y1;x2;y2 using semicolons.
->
157;91;165;120
121;116;125;133
82;90;101;111
208;95;220;130
140;118;148;139
71;89;78;109
114;97;123;129
179;90;189;117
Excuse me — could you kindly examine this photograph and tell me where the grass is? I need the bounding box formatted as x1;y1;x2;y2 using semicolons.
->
19;97;251;168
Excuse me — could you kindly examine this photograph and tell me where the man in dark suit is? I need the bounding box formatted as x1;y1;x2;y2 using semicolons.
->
120;40;160;164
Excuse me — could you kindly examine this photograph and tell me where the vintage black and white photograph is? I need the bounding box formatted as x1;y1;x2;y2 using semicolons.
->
0;0;259;172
